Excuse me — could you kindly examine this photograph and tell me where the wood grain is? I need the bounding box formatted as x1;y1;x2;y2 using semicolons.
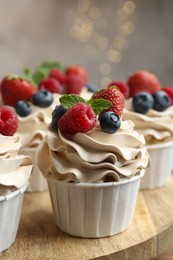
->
1;176;173;260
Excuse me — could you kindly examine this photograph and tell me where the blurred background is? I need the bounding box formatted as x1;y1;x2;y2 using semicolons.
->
0;0;173;88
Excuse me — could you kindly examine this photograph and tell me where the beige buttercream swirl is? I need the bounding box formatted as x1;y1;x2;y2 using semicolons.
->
0;134;33;195
123;99;173;143
37;120;149;183
17;94;61;147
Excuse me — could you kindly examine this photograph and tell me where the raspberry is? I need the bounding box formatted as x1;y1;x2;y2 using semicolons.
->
92;88;125;117
58;102;96;134
162;86;173;105
0;106;18;136
38;78;62;94
127;70;160;97
107;81;129;98
49;68;66;85
64;74;84;94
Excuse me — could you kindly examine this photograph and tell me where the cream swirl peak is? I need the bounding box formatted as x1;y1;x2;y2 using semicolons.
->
123;98;173;143
0;134;32;194
37;120;149;183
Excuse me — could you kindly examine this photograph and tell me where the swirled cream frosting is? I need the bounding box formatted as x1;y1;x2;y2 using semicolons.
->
0;134;33;195
17;94;61;148
123;98;173;144
37;120;150;183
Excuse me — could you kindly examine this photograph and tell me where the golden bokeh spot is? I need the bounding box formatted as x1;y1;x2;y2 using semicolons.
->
99;63;112;75
113;37;126;49
123;1;136;14
121;21;135;35
100;77;112;88
106;49;122;63
78;0;90;12
89;6;101;20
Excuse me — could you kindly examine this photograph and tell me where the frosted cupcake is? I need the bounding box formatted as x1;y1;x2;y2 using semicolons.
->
37;90;150;238
123;70;173;189
0;106;32;252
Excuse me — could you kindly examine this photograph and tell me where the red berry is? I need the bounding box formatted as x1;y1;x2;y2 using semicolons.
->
0;106;18;136
127;70;160;97
107;81;129;98
38;78;62;94
162;86;173;105
64;74;84;94
65;65;88;85
92;88;125;117
49;68;66;85
0;76;36;107
58;102;96;134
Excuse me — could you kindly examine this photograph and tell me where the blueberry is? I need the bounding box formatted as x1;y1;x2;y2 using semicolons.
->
132;92;154;114
31;90;53;108
99;111;121;134
86;82;98;93
152;90;171;111
15;100;32;117
49;105;67;131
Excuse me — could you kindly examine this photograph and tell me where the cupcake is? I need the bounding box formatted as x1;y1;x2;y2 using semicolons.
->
0;63;94;192
123;70;173;189
0;106;32;252
37;89;149;238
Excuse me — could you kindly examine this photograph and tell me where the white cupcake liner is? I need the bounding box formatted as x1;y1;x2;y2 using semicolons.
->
47;170;144;238
0;182;28;252
20;147;48;192
140;140;173;190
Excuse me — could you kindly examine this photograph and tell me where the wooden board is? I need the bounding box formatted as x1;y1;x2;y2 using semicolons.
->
1;176;173;260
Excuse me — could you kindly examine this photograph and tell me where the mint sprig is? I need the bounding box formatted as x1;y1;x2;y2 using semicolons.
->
59;94;111;115
23;61;64;86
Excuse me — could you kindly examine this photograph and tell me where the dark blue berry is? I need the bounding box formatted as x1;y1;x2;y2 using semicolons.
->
152;90;171;111
99;111;121;134
15;100;32;117
49;105;67;131
132;92;154;114
86;82;98;93
31;90;53;108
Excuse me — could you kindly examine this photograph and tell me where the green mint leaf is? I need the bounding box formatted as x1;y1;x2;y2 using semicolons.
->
87;99;112;115
23;68;36;86
60;94;86;109
38;61;64;71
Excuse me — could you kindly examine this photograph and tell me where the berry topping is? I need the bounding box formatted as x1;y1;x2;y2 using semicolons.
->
162;86;173;105
92;87;125;117
152;90;171;112
0;76;36;107
65;65;88;85
99;111;121;134
0;106;18;136
49;68;66;85
38;78;62;94
49;105;67;131
64;74;84;94
132;92;154;114
127;70;160;97
58;102;96;134
31;90;53;108
15;101;32;117
107;81;129;98
86;82;97;93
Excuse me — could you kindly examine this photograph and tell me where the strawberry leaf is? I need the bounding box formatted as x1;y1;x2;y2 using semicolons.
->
60;94;86;109
87;99;112;115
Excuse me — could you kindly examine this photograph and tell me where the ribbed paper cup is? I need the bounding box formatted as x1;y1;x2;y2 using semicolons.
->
140;140;173;190
0;182;27;252
20;147;48;192
47;170;144;238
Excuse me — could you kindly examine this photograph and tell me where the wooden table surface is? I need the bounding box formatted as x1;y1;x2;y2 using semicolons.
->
1;176;173;260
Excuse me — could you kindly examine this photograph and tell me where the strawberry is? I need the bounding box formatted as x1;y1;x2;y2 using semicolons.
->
65;65;88;85
0;76;36;107
162;86;173;105
49;68;66;85
107;81;129;98
92;88;125;117
64;74;84;94
38;78;62;94
127;70;160;97
0;106;18;136
58;102;96;134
